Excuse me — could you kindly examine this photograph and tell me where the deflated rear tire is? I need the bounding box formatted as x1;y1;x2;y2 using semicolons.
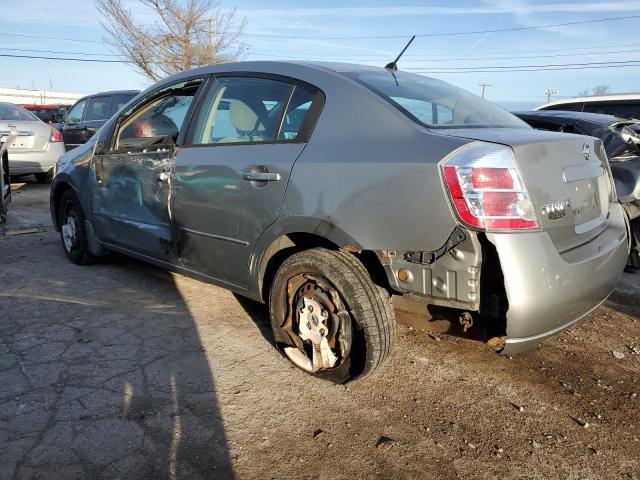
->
58;190;95;265
268;248;395;383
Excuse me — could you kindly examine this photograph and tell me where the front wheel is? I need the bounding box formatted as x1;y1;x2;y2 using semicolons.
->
269;248;395;383
58;190;95;265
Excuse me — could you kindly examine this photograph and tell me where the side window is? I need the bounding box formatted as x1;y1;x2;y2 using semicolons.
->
192;77;293;145
110;94;136;116
436;104;454;124
278;87;315;141
116;81;200;149
390;98;453;126
66;100;86;124
392;97;434;124
85;96;111;122
583;102;640;119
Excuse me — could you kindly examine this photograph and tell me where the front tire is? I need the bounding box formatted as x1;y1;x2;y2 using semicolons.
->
58;190;95;265
269;248;395;383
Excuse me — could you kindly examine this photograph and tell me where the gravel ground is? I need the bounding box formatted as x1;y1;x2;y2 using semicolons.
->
1;180;639;480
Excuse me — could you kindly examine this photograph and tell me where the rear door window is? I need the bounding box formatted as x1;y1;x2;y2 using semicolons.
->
110;93;137;116
278;87;315;141
192;77;293;145
85;96;112;122
192;77;321;145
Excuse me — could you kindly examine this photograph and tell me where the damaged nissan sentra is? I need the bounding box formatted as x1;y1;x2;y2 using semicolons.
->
50;61;628;382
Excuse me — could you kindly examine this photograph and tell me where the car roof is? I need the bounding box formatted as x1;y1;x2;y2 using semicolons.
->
77;89;140;101
145;60;429;100
514;110;624;125
535;93;640;110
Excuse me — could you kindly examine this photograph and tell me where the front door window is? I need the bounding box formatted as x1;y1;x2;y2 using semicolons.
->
92;79;202;259
66;100;86;124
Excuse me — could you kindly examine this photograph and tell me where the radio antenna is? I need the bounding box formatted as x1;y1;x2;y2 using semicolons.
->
385;35;416;72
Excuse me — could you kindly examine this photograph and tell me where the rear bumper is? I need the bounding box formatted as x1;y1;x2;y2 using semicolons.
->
8;143;65;175
488;203;628;354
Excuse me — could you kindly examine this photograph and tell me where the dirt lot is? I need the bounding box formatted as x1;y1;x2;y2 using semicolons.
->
1;180;639;480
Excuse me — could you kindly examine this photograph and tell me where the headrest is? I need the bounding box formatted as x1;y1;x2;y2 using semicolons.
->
229;100;260;133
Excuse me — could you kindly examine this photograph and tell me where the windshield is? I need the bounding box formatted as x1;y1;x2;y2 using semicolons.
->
0;104;39;122
350;71;529;129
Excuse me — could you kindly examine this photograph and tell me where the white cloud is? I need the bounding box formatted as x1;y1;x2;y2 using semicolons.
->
240;2;640;19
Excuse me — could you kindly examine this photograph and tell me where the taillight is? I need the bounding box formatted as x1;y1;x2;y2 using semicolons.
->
598;142;617;203
50;128;62;143
441;142;538;231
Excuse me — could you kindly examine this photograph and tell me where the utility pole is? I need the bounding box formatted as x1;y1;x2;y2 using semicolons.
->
544;88;557;103
48;63;53;90
479;82;491;99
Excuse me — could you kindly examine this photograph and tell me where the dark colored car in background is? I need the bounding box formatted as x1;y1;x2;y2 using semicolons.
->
19;104;64;125
515;110;640;268
57;90;139;150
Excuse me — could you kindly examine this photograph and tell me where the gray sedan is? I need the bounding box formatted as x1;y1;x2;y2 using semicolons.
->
50;61;628;382
0;102;66;182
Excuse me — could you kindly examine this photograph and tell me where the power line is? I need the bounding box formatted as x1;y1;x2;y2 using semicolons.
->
406;60;640;71
1;46;123;57
3;53;640;75
248;47;640;63
249;41;640;60
239;14;640;40
0;32;104;44
411;63;640;74
0;53;126;63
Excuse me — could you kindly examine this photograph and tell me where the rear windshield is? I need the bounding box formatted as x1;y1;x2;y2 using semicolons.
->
0;104;39;121
349;71;529;129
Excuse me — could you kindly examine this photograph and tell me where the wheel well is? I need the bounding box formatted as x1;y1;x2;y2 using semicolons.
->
258;232;391;302
52;182;72;230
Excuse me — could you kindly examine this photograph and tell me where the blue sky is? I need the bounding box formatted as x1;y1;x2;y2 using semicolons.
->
2;0;640;109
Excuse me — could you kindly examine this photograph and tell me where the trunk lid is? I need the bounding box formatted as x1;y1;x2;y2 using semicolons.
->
437;128;613;252
0;121;50;151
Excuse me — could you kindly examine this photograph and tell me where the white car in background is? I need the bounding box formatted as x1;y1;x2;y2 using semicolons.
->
0;102;66;183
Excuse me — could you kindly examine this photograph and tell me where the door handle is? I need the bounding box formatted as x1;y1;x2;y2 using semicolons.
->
243;171;281;182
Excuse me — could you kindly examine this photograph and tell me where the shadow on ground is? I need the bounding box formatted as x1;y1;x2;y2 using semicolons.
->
0;228;233;479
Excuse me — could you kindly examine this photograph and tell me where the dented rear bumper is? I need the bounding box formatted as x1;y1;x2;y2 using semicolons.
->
384;203;627;354
488;202;628;354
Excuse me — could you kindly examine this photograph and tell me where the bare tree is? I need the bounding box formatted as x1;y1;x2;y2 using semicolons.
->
96;0;247;81
592;84;611;96
577;89;590;97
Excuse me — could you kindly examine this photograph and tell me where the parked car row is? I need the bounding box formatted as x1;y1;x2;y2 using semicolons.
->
50;61;630;383
0;90;139;183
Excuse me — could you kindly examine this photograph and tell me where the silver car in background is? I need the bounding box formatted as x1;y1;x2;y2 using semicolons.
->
50;62;628;382
0;102;66;183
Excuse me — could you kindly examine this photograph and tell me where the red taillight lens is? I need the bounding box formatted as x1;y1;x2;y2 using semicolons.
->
50;128;62;142
471;167;513;190
441;143;538;231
